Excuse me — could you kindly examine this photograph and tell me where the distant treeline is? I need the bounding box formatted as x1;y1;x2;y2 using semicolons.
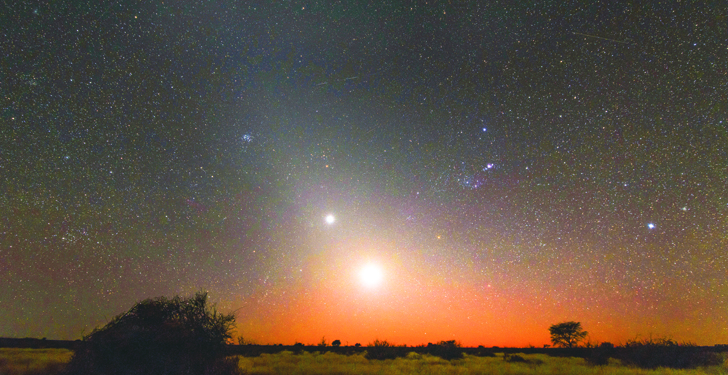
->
224;344;726;358
1;338;724;356
224;344;585;357
0;337;81;350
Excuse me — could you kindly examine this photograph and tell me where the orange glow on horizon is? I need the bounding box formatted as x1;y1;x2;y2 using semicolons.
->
222;234;722;348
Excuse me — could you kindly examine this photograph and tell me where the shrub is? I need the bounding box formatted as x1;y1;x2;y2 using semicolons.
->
427;340;464;360
503;353;526;363
292;342;305;354
64;292;239;375
503;353;544;365
317;336;328;347
586;342;616;366
365;339;403;360
616;337;724;369
473;347;495;357
237;335;256;345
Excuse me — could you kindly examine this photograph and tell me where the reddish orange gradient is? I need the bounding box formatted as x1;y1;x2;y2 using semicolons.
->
224;239;722;347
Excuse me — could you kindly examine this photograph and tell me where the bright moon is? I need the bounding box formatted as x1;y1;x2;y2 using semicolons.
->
325;214;335;224
359;264;384;288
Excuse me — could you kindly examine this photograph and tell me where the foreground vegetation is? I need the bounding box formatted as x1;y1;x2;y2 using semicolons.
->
64;292;237;374
1;348;726;375
234;351;727;375
0;348;72;375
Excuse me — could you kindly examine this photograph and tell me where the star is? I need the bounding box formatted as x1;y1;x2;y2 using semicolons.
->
324;214;335;225
3;1;722;349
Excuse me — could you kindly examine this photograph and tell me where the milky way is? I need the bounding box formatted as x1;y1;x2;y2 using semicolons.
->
1;2;726;346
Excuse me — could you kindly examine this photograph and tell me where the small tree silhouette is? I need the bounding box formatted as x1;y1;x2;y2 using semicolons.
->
65;292;239;375
318;336;328;347
237;335;255;345
549;321;588;348
331;339;341;347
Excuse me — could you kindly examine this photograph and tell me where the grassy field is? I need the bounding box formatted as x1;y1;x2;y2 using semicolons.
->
233;352;728;375
0;348;726;375
0;348;73;375
235;351;728;375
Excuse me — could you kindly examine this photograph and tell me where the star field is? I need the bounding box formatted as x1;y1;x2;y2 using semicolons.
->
1;1;726;346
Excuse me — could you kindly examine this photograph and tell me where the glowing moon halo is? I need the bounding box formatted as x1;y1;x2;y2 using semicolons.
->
324;214;335;225
359;264;384;288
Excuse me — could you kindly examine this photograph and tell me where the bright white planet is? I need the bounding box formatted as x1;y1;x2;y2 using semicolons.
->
325;214;336;224
359;264;384;288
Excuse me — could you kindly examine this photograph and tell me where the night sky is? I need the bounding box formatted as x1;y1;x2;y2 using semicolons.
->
2;1;727;347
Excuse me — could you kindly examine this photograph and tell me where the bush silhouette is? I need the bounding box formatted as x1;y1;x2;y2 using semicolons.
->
331;339;341;347
549;321;588;348
587;342;616;365
318;336;327;347
64;292;239;375
365;339;403;360
617;337;723;369
427;340;464;360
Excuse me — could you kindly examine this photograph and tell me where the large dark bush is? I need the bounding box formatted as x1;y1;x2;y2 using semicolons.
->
615;338;723;369
64;292;239;375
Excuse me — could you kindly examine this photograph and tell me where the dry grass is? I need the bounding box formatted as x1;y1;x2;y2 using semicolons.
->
234;351;728;375
1;348;725;375
0;348;72;375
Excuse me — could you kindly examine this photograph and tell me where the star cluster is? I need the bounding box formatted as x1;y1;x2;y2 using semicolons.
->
1;1;726;346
